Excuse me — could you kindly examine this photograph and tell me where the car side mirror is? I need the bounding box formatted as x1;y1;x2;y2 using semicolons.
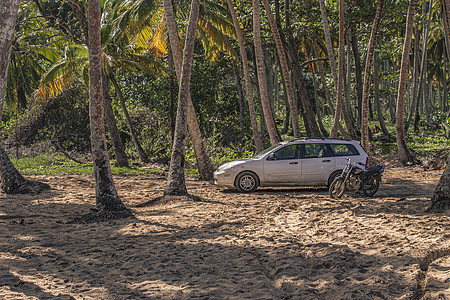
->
267;153;275;160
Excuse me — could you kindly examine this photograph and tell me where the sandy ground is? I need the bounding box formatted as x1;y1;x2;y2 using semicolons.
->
0;168;449;299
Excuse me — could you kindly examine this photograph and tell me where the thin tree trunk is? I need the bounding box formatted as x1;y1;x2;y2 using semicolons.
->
103;76;129;167
374;53;390;136
232;60;245;146
226;0;263;152
86;0;129;214
396;0;420;165
330;0;345;137
350;28;364;126
312;69;329;137
262;0;300;138
361;0;384;153
319;0;338;90
167;43;176;141
164;0;200;195
253;0;281;145
164;0;214;181
110;73;149;163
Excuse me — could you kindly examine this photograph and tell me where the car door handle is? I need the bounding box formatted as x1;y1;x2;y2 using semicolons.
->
322;160;331;162
289;162;298;164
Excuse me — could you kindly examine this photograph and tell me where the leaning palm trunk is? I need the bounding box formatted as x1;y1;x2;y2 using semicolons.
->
86;0;130;214
361;0;384;153
253;0;281;145
110;73;149;163
226;0;263;152
396;0;419;165
164;0;200;195
0;0;49;194
262;0;300;138
163;0;214;181
330;0;345;137
319;0;338;92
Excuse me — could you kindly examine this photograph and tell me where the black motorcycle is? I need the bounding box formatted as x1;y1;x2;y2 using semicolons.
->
329;158;386;198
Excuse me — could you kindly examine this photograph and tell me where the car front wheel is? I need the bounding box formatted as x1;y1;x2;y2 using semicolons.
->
235;171;259;193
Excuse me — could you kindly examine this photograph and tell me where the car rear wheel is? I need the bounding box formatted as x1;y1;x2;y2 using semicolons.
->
235;171;259;193
328;170;342;187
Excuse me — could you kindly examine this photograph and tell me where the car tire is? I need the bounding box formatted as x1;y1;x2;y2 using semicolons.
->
235;171;259;193
328;170;342;187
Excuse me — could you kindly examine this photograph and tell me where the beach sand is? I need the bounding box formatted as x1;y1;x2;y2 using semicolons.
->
0;168;448;299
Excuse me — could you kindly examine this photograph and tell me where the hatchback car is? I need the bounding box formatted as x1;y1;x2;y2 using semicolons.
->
214;138;369;192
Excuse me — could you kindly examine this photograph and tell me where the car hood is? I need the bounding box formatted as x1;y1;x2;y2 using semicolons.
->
217;159;254;171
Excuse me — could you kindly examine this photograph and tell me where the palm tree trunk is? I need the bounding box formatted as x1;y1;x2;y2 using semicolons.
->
350;28;364;126
361;0;384;153
163;0;214;181
87;0;129;213
253;0;281;145
164;0;200;195
262;0;300;138
319;0;338;90
374;53;390;136
0;0;49;194
226;0;263;152
330;0;345;138
110;73;149;163
396;0;420;165
102;76;129;167
167;44;176;141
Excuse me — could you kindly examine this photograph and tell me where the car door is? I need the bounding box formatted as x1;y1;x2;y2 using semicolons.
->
263;144;302;184
301;143;335;185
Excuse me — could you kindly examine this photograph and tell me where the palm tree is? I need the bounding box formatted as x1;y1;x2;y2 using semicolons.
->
0;0;49;194
318;0;338;90
396;0;419;165
86;0;131;216
253;0;281;145
330;0;345;138
361;0;384;154
262;0;300;138
161;0;214;181
226;0;263;152
164;0;200;195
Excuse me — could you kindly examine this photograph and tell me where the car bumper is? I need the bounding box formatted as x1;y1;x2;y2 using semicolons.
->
213;170;236;188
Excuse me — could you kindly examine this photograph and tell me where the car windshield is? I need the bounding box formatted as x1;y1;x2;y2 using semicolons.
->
252;143;282;159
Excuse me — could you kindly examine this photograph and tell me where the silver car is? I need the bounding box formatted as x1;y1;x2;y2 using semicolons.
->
214;139;369;192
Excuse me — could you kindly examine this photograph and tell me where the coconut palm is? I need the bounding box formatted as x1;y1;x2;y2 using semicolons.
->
164;0;200;195
396;0;420;165
262;0;300;138
330;0;345;138
226;0;263;152
361;0;384;154
85;0;131;216
253;0;281;145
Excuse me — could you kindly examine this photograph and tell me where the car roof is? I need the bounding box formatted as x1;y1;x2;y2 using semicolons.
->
285;138;359;144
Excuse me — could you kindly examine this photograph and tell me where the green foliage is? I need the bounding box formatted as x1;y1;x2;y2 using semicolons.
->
14;152;163;175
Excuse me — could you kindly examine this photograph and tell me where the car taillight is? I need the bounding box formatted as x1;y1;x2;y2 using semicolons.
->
365;157;369;168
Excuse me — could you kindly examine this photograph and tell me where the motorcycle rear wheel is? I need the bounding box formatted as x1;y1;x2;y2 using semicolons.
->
329;178;346;199
362;175;381;197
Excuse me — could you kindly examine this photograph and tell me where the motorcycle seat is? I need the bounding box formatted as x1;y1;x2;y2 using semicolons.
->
363;165;383;176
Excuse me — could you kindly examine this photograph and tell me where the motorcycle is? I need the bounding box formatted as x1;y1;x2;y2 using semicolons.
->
329;158;386;199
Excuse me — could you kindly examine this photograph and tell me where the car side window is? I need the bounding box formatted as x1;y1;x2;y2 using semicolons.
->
304;143;332;158
269;145;299;160
328;144;359;156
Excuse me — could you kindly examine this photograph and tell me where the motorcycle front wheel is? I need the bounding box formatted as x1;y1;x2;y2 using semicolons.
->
329;177;346;199
362;175;381;197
